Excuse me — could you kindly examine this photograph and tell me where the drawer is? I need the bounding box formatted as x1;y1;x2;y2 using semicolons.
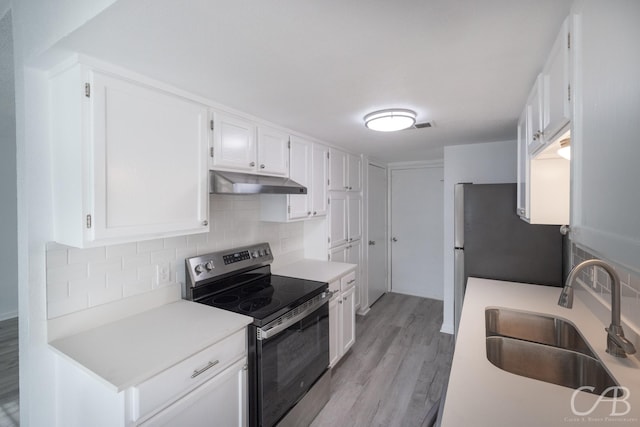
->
328;279;340;296
340;271;356;292
133;328;246;421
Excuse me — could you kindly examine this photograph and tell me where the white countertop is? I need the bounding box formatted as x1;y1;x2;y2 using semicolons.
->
441;278;640;426
49;300;252;392
272;259;356;283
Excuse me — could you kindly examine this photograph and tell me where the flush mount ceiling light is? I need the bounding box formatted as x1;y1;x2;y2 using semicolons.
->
364;109;417;132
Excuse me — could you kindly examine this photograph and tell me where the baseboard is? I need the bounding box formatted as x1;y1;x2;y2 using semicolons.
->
0;310;18;322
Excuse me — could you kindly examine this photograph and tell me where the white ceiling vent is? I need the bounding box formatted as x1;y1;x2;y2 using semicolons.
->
411;121;433;129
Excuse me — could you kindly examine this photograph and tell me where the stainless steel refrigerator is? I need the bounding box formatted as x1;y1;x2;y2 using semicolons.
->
453;183;563;334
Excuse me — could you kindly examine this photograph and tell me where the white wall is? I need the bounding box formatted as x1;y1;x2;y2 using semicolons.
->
441;140;517;334
12;1;118;425
0;9;17;321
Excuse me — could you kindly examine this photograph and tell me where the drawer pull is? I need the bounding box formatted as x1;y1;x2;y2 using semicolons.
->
347;279;355;285
191;360;219;378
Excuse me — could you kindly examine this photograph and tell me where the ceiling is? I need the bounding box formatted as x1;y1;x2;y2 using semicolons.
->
55;0;573;162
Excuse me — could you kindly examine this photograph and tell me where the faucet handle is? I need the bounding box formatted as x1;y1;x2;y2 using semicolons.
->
606;325;637;357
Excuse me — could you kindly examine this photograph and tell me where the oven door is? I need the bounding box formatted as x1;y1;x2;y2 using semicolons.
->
255;299;329;427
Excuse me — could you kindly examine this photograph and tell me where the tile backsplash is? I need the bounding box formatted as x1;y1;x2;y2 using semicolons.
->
46;195;307;319
571;243;640;330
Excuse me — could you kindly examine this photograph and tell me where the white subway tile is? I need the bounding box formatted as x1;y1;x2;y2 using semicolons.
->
137;239;164;253
107;269;137;288
122;253;151;270
68;247;106;264
186;233;208;248
123;278;154;298
48;293;89;319
47;263;87;284
46;249;68;268
164;236;188;250
86;276;123;307
150;249;176;264
106;242;137;259
88;259;122;277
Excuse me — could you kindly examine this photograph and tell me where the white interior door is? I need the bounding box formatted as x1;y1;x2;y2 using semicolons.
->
391;167;444;300
367;164;388;305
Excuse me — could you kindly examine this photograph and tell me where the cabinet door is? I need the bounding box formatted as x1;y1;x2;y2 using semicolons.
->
346;241;361;308
328;245;347;263
257;126;289;176
347;154;362;192
139;358;247;427
328;148;347;191
212;112;257;172
347;195;362;242
288;137;311;219
526;75;545;156
329;193;348;248
328;296;340;368
310;144;329;217
90;70;209;243
340;286;356;355
516;108;530;220
543;18;571;142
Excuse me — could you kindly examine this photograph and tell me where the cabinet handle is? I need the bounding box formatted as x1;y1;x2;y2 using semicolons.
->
368;240;375;246
392;237;398;242
339;300;343;304
260;164;265;169
347;279;355;285
349;186;352;190
191;359;219;378
344;186;349;190
308;211;312;216
202;220;208;226
250;161;256;167
313;211;317;215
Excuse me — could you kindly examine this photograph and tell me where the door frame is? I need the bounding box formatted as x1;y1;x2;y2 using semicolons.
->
363;161;389;314
388;160;444;296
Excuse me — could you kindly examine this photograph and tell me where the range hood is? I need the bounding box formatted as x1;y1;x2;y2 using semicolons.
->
210;171;307;195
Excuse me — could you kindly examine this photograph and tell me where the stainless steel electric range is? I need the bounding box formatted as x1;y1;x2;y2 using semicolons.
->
185;243;331;427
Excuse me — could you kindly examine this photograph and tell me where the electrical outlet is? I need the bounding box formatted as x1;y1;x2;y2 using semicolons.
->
156;263;171;286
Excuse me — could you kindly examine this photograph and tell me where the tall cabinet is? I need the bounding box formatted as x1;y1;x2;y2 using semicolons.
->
328;148;363;309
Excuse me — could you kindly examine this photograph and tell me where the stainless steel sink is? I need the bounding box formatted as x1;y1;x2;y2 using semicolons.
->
485;308;622;397
485;308;595;358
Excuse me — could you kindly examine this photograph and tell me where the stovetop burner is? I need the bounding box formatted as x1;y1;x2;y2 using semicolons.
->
185;243;328;327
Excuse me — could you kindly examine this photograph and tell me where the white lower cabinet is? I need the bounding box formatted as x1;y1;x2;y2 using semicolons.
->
138;358;247;427
129;329;248;427
328;269;357;368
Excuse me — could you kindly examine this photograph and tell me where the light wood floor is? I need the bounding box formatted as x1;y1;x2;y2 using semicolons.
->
0;317;19;427
312;293;454;427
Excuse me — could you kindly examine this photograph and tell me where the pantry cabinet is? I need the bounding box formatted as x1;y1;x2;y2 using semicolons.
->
329;148;361;192
50;61;209;248
542;17;571;143
211;113;289;176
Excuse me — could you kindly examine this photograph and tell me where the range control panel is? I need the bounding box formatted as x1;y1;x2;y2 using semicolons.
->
185;242;273;288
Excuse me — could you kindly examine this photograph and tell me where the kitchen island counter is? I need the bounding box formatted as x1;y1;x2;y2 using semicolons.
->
441;277;640;426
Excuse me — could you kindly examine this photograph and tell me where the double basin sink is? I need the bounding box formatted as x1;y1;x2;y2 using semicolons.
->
485;308;622;397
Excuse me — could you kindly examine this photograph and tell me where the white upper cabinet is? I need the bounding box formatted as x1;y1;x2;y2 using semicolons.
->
542;17;571;143
260;137;328;222
570;2;640;273
286;137;312;220
211;113;289;176
328;192;348;248
50;62;209;248
211;112;257;173
347;154;362;192
257;125;289;176
328;148;347;191
526;75;545;156
311;144;329;217
329;148;361;192
347;195;362;242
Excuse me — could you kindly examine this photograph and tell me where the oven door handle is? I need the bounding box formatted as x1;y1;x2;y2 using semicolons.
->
257;291;330;341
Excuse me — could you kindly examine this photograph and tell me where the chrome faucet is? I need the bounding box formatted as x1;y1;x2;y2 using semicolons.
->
558;259;637;358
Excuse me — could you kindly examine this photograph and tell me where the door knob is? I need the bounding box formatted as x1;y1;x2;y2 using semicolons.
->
368;240;376;246
392;237;398;242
